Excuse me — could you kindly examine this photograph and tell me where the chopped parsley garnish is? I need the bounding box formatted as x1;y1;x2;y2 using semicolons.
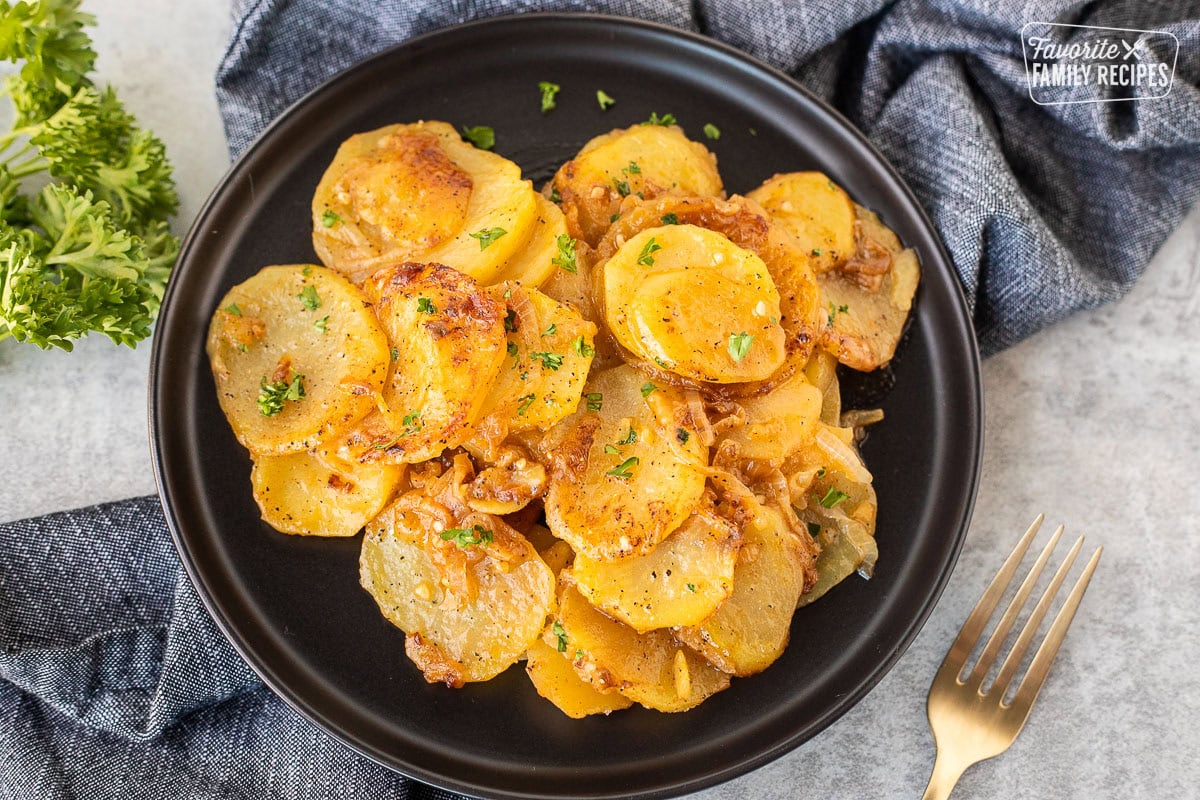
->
702;123;720;140
321;209;340;227
606;456;639;479
812;248;824;256
749;127;758;136
584;392;603;412
516;393;537;416
685;583;696;593
552;234;577;273
549;187;562;204
604;444;621;455
660;213;679;225
460;125;495;150
538;81;560;113
401;412;422;435
617;427;637;445
504;309;518;332
610;213;621;222
640;382;657;398
575;648;584;660
314;315;329;334
728;331;754;362
224;303;242;317
571;336;594;357
636;237;661;267
416;297;437;314
613;178;631;197
624;161;641;174
596;90;615;110
390;347;399;362
541;323;557;337
302;266;313;276
827;303;849;326
440;524;494;549
530;351;564;371
642;111;676;126
676;428;690;444
552;621;568;652
298;285;321;311
816;467;826;478
470;226;507;250
807;522;822;538
257;372;305;417
818;487;852;509
506;341;519;358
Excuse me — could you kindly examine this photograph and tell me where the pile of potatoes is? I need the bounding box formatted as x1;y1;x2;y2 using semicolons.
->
206;119;918;716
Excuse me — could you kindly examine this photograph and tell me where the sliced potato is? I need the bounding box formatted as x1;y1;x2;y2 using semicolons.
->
551;124;722;244
360;497;555;685
489;195;568;288
525;637;633;718
313;121;538;284
339;262;506;463
552;581;729;712
602;224;786;384
206;264;389;455
747;172;856;273
819;204;920;371
718;372;823;461
251;449;404;536
676;504;812;676
570;501;741;632
468;283;597;446
542;364;708;560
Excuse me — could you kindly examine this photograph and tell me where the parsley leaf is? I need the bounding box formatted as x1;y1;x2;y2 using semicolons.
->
827;302;849;326
401;411;421;434
551;233;577;273
640;382;657;398
702;123;721;140
552;621;568;652
314;315;328;334
584;392;602;412
596;90;615;110
541;322;556;337
617;427;637;445
571;335;594;357
469;226;507;250
606;456;638;479
612;178;631;197
321;209;340;227
660;213;679;225
728;331;753;362
298;284;320;311
440;524;494;549
506;341;518;358
624;161;641;174
416;296;437;314
538;81;560;113
516;393;536;416
642;111;676;126
257;372;305;417
676;428;690;444
460;125;494;150
818;487;851;509
636;237;661;267
530;350;564;371
224;303;241;316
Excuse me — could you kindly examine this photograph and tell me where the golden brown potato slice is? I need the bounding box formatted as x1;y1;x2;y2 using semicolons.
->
313;121;538;284
206;264;389;455
541;364;708;560
468;283;597;449
676;504;812;676
747;172;857;273
551;581;729;712
569;501;741;632
551;124;722;244
359;496;555;686
338;262;506;464
489;195;568;288
601;224;786;384
718;372;824;461
525;637;633;718
250;449;404;536
819;204;920;371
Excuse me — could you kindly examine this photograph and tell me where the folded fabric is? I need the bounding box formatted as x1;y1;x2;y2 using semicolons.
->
3;1;1199;799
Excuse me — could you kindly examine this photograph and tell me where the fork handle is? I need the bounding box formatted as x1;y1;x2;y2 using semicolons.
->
920;751;969;800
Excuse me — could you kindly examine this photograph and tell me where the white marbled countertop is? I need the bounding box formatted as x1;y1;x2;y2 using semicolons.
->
1;2;1197;798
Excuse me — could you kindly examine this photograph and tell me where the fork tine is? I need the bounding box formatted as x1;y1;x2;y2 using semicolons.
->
1009;545;1103;712
943;515;1044;675
967;524;1063;686
992;535;1084;698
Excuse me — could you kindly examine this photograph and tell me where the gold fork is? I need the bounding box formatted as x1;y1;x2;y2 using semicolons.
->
922;515;1102;800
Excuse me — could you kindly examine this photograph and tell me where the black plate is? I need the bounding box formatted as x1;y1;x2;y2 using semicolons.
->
150;14;981;800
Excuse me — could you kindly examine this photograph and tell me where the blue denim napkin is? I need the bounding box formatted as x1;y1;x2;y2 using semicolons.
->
2;2;1198;798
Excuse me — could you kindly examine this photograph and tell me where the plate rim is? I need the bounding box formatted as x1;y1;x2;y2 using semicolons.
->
150;12;983;799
